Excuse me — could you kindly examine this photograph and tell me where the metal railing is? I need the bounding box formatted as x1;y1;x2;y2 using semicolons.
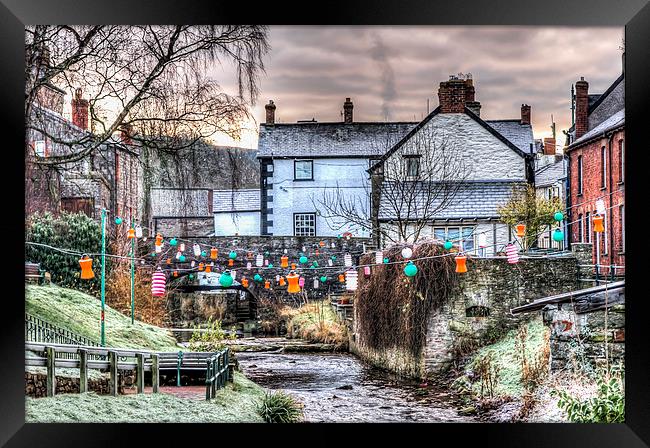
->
205;348;231;401
25;313;100;360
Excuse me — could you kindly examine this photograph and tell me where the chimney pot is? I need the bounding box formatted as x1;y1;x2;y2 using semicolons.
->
71;88;89;130
265;100;276;125
343;97;353;124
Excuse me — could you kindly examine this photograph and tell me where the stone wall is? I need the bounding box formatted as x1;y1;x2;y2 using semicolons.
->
154;217;214;237
542;301;625;372
25;369;136;398
352;255;579;379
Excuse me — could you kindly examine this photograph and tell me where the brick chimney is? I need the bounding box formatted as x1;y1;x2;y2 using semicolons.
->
520;104;531;125
543;137;556;155
343;98;353;123
265;100;276;125
574;77;589;139
71;88;89;130
438;77;468;113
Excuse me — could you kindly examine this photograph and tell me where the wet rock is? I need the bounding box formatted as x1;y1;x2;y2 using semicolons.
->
458;406;476;416
336;384;353;390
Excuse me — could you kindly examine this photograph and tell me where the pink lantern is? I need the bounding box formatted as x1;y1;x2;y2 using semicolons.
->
364;266;371;277
298;277;305;288
506;244;519;264
151;269;166;297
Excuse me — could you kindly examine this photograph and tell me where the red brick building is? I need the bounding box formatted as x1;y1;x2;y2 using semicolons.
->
566;69;625;276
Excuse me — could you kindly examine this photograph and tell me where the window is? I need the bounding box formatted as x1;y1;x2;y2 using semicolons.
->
294;160;313;180
585;211;591;243
294;213;316;236
618;140;624;183
433;226;476;252
577;214;583;243
600;146;607;188
619;205;625;253
34;140;46;157
577;155;583;195
403;155;421;178
462;227;475;252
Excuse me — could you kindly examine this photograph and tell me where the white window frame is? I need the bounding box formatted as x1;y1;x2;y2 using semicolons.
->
433;225;476;253
34;140;46;157
620;205;625;253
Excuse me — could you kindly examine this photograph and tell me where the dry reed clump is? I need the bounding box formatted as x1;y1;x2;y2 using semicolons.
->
286;302;348;349
355;241;459;358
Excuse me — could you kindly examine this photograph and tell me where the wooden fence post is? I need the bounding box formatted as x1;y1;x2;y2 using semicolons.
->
136;353;144;394
108;351;118;396
79;349;88;393
46;346;56;397
151;354;159;394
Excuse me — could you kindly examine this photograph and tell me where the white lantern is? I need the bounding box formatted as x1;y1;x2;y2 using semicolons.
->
345;269;358;291
155;244;162;253
247;261;252;270
191;260;196;267
506;244;519;264
596;199;606;216
375;251;383;264
193;244;201;257
231;270;237;279
275;274;280;282
313;279;319;289
401;247;413;259
331;242;336;248
478;233;487;248
302;246;306;252
256;254;264;267
284;248;288;254
344;253;353;267
135;226;143;238
328;259;333;266
175;251;181;260
179;242;185;252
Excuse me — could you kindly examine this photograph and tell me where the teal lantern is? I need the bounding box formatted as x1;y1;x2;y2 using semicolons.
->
444;240;453;250
229;251;237;260
268;263;274;268
114;217;123;225
404;261;418;277
179;255;186;262
299;256;308;264
254;274;263;282
312;261;319;267
219;271;234;287
151;252;156;257
554;212;564;222
337;234;342;239
320;276;327;283
383;257;389;264
201;251;207;257
264;251;270;256
331;255;337;261
189;274;194;280
170;238;178;246
553;228;565;242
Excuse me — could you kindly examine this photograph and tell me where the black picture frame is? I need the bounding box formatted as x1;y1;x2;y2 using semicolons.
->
3;0;649;445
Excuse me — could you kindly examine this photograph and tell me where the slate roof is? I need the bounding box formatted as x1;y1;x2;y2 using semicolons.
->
484;119;535;154
535;159;566;187
378;180;525;221
212;189;260;212
257;122;418;158
569;109;625;149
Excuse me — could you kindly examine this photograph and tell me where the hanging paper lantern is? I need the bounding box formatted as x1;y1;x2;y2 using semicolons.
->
166;258;171;265
246;262;252;270
343;232;352;240
515;224;526;238
319;241;325;247
151;252;156;257
328;259;333;267
151;269;166;297
265;259;269;266
299;255;308;264
331;255;337;261
127;228;135;239
193;244;201;257
268;263;274;268
320;276;327;283
198;262;205;271
175;251;181;260
219;271;234;287
135;226;143;238
264;281;271;290
79;255;94;280
344;253;352;267
345;269;358;291
299;277;306;288
291;262;297;270
302;246;306;252
228;259;234;267
179;255;186;263
338;274;345;283
315;250;320;256
241;277;249;288
455;255;468;273
115;217;123;225
554;212;564;222
478;233;487;248
210;248;218;259
205;264;212;273
375;251;383;264
191;260;196;267
383;257;389;264
330;242;335;248
155;233;163;247
312;261;319;268
313;279;319;289
401;247;413;259
364;266;371;277
256;254;264;267
247;251;254;259
286;271;300;294
170;238;178;246
231;270;237;280
506;244;519;264
281;255;289;268
173;271;178;277
279;276;286;286
265;251;270;257
155;245;162;254
179;243;185;252
229;251;237;260
275;274;280;282
552;228;564;242
254;274;263;283
201;251;207;257
189;274;194;280
593;215;605;233
444;240;453;250
404;261;418;277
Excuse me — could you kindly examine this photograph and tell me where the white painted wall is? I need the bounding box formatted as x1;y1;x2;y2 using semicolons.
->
214;211;260;236
267;158;372;237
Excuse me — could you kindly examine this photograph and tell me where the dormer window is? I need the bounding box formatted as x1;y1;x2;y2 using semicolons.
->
404;155;421;178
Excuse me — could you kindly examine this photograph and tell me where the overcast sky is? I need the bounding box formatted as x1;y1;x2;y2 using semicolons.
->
210;26;624;149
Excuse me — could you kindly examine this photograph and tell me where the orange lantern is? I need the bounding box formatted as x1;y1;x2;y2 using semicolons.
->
173;271;178;277
205;264;212;273
338;274;345;283
198;262;204;271
593;214;605;233
210;248;218;259
264;280;270;289
247;251;253;260
291;262;297;270
79;255;94;280
455;255;468;274
279;276;286;286
241;277;249;288
281;255;289;268
286;272;300;294
228;259;234;267
515;224;526;238
166;258;171;265
155;233;163;246
319;241;325;247
127;228;135;239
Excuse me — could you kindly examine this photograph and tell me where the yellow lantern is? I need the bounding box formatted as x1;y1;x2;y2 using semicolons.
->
79;255;94;280
127;228;135;239
515;224;526;238
593;214;605;233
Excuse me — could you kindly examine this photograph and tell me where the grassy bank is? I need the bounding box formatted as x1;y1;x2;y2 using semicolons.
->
286;301;348;349
26;284;180;351
26;372;266;423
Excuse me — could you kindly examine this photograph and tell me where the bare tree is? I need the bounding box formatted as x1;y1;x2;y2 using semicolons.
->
316;126;471;246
